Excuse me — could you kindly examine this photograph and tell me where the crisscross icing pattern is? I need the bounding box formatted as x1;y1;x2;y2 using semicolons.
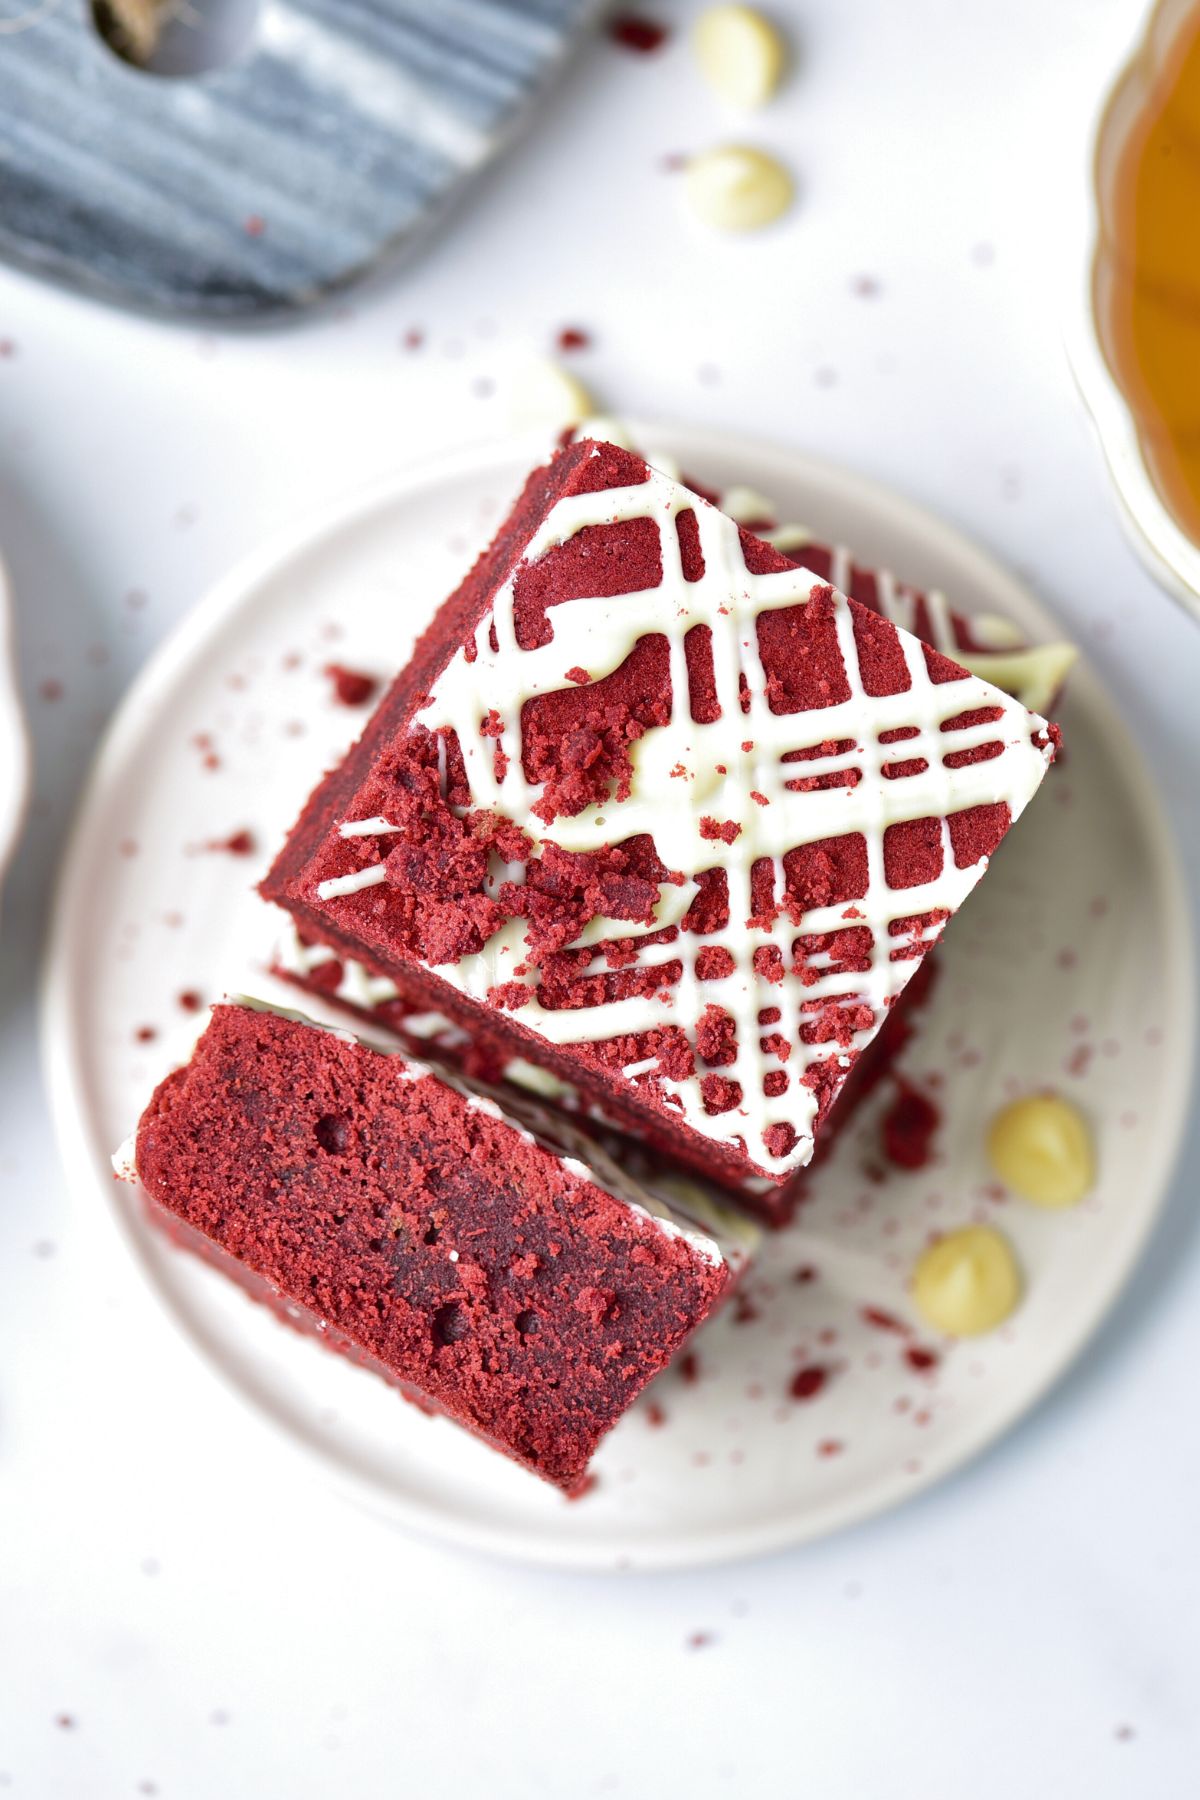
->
320;452;1054;1177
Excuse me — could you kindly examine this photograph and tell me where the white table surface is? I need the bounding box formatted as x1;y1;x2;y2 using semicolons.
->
2;2;1198;1795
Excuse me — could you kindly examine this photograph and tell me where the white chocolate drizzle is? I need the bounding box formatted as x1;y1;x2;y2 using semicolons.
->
321;451;1057;1179
572;418;1078;715
318;863;388;900
274;921;408;1013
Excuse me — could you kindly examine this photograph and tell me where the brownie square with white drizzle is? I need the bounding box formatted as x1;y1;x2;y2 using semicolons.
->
263;440;1059;1193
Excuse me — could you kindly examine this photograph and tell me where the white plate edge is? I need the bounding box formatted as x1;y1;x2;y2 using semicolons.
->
0;549;31;892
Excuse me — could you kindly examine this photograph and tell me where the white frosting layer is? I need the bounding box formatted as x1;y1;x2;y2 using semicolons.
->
321;450;1056;1179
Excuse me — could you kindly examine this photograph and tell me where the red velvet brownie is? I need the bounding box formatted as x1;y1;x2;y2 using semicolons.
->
264;449;1070;1225
121;1001;747;1494
263;440;1059;1199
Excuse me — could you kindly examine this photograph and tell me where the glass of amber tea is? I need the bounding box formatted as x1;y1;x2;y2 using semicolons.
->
1075;0;1200;624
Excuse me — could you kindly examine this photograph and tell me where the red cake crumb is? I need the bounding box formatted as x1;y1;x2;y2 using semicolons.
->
609;13;669;52
557;327;591;352
790;1365;829;1401
861;1306;909;1335
324;664;378;708
206;829;255;856
905;1345;939;1372
880;1080;940;1170
129;1004;735;1494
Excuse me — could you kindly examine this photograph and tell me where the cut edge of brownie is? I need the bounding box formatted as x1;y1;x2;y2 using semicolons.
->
118;997;751;1494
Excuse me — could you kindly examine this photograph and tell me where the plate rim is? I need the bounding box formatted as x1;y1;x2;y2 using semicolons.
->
41;423;1198;1571
0;549;30;896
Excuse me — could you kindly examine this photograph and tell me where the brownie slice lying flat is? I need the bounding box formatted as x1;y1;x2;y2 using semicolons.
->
122;1001;748;1494
263;439;1059;1199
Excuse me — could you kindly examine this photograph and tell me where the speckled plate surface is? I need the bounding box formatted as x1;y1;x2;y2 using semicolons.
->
43;426;1195;1570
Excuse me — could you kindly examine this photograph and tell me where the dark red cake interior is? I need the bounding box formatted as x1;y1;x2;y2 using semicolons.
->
133;1004;730;1493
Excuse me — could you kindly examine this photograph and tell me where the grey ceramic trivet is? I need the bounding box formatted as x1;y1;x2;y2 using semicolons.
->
0;0;599;319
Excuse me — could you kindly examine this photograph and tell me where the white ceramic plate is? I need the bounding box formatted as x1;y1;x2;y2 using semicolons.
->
1068;0;1200;625
0;550;30;903
43;426;1195;1570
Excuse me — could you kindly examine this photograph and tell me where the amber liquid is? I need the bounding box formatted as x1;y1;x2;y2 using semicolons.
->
1099;6;1200;543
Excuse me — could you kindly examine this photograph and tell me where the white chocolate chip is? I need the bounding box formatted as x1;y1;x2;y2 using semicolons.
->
969;612;1026;650
911;1226;1021;1337
100;0;166;65
693;5;787;109
508;359;596;432
987;1094;1094;1209
957;643;1079;718
685;145;794;233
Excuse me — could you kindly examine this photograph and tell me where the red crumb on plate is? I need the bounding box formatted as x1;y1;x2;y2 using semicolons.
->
861;1306;909;1336
205;829;255;856
609;13;669;52
790;1365;829;1401
880;1081;941;1170
324;664;378;708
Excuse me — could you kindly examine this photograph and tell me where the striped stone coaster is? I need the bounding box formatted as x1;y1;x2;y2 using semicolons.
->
0;0;598;318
